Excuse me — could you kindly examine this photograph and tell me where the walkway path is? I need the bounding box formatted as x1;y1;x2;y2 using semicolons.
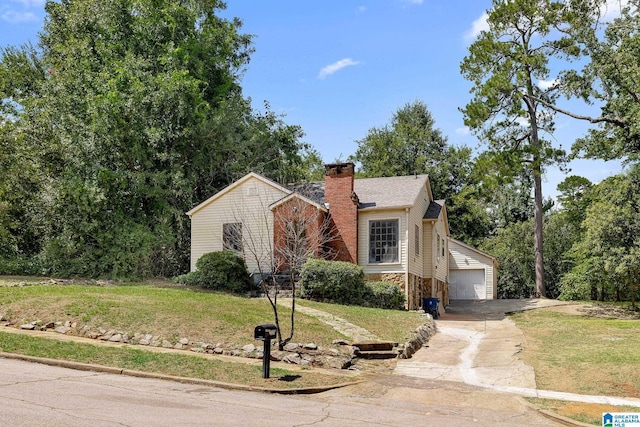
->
394;299;640;408
277;298;378;341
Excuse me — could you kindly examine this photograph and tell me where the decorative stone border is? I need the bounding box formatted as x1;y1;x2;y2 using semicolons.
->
398;320;437;359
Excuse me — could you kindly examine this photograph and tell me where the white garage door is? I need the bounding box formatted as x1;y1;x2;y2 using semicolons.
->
450;269;486;300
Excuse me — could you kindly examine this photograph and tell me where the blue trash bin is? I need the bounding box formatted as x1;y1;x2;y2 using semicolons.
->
423;297;440;319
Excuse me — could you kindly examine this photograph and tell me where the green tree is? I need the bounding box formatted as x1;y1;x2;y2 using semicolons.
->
481;220;536;299
350;101;471;199
460;0;571;297
350;100;488;244
551;0;640;161
0;0;309;278
556;175;592;227
568;166;640;306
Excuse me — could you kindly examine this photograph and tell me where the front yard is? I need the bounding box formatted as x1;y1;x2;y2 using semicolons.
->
512;305;640;425
0;277;427;389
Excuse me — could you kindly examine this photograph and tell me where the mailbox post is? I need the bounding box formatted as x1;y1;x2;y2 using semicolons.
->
254;324;277;379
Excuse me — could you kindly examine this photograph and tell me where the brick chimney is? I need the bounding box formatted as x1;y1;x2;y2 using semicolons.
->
324;162;358;263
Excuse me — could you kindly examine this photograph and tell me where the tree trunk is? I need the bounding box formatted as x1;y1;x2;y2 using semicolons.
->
525;87;546;299
533;162;546;298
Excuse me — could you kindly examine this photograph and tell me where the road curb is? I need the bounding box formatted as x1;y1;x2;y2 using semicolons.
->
0;351;361;395
520;397;599;427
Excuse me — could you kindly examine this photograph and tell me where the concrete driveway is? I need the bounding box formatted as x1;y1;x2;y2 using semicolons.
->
394;299;569;390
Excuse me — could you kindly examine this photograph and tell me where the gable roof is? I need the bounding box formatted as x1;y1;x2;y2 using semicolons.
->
269;192;328;212
423;200;443;220
423;199;450;235
354;174;431;210
187;172;436;217
448;237;499;267
186;172;290;217
287;182;325;205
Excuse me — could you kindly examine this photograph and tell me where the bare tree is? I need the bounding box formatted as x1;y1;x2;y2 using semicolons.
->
232;194;336;350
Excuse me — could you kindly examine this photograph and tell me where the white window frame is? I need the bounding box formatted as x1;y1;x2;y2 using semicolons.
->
368;219;400;264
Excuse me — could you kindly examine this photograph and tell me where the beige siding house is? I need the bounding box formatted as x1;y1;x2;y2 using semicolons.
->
186;173;289;274
448;238;499;300
187;163;495;309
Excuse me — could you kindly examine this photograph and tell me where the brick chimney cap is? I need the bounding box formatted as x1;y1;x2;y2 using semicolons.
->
324;162;355;176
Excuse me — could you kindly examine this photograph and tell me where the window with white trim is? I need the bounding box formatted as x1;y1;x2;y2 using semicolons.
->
369;219;399;263
415;224;420;256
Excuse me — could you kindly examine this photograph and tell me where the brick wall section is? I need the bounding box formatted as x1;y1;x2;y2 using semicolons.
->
324;163;358;263
272;198;323;272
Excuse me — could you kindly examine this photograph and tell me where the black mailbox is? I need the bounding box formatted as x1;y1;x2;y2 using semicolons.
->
254;324;277;341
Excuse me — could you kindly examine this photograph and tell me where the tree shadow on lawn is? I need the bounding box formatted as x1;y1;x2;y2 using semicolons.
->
441;299;567;321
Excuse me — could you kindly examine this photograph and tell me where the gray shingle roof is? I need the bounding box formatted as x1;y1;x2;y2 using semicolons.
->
288;174;430;210
424;199;445;220
354;175;429;209
287;182;325;205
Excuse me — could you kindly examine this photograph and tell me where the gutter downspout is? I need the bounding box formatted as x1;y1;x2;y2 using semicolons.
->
405;208;410;310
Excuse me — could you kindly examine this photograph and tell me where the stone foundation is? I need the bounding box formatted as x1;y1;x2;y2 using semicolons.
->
364;273;449;311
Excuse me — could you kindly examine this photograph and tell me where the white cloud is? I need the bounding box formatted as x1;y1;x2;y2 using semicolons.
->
464;12;489;43
318;58;361;79
538;79;558;90
1;10;38;23
455;127;470;136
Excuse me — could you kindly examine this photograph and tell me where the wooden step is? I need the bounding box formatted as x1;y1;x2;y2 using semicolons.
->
351;341;395;352
353;349;399;360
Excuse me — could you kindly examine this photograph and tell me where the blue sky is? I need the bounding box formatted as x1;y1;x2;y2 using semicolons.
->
0;0;625;200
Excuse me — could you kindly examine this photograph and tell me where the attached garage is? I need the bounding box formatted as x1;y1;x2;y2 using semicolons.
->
448;238;499;300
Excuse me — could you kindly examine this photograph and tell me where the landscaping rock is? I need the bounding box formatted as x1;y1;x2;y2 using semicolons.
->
101;330;115;340
109;333;122;342
20;323;35;330
283;353;301;364
283;343;299;352
179;338;189;345
332;339;350;346
303;343;318;350
161;340;173;348
270;351;285;361
242;344;256;353
55;326;70;334
398;322;436;359
213;347;224;354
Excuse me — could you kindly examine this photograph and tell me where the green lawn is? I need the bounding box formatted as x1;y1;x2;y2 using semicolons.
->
0;279;427;389
0;283;345;347
0;331;348;390
296;299;427;343
512;308;640;397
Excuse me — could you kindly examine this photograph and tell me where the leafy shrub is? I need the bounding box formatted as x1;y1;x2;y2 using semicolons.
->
558;270;593;301
175;251;252;294
362;281;405;310
299;258;367;305
0;256;41;276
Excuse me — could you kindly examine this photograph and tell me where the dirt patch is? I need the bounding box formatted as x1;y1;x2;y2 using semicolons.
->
548;303;640;320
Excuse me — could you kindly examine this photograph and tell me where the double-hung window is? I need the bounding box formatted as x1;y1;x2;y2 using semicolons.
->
369;219;399;263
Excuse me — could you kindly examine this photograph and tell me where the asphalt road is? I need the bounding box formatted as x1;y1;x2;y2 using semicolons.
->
0;357;561;426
